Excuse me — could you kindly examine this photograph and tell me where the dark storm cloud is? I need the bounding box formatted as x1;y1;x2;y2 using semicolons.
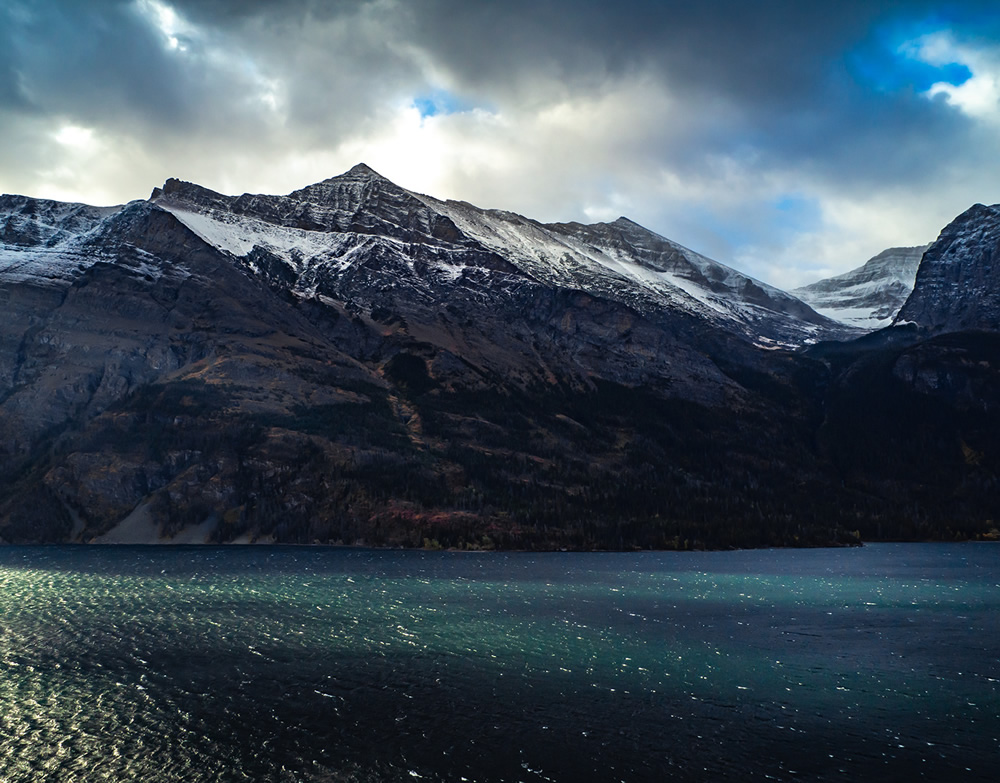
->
138;0;987;189
170;0;370;24
0;1;979;157
391;0;981;103
0;54;31;112
391;0;979;186
0;4;38;111
2;1;188;125
1;0;390;147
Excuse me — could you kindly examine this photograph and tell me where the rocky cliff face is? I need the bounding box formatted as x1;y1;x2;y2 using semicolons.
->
895;204;1000;333
0;168;996;547
794;245;928;329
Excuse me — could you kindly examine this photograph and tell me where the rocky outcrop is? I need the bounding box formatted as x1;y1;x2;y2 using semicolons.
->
895;204;1000;332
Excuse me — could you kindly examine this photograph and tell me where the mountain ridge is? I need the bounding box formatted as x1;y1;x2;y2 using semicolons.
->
0;166;997;548
150;165;854;350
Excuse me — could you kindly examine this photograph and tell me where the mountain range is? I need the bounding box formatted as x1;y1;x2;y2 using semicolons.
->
0;165;996;547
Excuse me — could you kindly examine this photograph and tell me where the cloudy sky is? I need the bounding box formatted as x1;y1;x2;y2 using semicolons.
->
2;1;999;288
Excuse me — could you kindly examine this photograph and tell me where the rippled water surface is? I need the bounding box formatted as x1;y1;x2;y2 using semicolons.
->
1;543;998;782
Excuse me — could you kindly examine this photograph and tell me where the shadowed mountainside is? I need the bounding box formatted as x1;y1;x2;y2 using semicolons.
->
0;167;996;547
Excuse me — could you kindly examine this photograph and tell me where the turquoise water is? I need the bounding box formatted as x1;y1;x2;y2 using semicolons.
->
0;543;997;781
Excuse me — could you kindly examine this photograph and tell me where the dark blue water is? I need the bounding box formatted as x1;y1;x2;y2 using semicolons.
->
0;543;997;781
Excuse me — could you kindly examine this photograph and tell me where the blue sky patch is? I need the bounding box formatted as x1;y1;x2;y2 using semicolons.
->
847;19;973;94
413;89;469;118
770;194;822;234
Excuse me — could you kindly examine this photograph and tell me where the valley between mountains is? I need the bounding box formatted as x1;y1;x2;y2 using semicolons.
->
0;165;997;547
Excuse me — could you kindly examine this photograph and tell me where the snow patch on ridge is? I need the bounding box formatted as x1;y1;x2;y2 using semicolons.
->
163;207;353;273
418;196;726;316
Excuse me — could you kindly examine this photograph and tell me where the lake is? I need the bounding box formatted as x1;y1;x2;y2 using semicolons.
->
0;543;997;781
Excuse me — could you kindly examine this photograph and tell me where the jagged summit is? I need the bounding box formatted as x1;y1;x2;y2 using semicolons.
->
146;164;459;243
289;163;398;195
150;177;232;211
149;164;395;212
286;163;419;210
611;216;640;227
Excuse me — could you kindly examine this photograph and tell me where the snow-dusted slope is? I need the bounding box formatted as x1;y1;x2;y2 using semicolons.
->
416;195;846;346
793;246;928;329
152;164;850;347
2;165;856;347
0;195;122;286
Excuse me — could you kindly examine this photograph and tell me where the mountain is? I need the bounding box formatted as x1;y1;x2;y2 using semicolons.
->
793;245;928;329
894;203;1000;332
0;166;996;547
150;163;851;349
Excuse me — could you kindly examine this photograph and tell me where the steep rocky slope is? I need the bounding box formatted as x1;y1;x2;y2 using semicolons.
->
895;204;1000;332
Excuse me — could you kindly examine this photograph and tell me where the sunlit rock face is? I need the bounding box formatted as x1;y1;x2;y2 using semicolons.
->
0;168;996;547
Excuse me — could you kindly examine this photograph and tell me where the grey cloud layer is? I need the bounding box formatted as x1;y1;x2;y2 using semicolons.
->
4;1;974;182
